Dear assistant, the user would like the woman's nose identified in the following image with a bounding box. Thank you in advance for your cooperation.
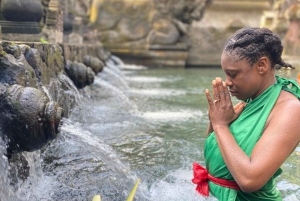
[225,76,232,87]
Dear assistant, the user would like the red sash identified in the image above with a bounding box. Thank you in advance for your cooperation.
[192,162,241,196]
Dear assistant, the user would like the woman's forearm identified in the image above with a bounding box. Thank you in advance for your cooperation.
[213,125,261,192]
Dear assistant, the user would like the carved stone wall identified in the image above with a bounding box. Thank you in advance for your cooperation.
[187,0,273,67]
[85,0,212,67]
[91,0,211,47]
[0,40,109,154]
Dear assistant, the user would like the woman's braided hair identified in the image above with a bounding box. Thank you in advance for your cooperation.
[223,27,294,69]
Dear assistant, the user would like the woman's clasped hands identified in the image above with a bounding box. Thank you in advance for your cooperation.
[205,77,246,129]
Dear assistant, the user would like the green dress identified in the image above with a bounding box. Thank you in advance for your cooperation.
[204,75,300,201]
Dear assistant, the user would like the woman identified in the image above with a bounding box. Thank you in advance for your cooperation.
[192,27,300,200]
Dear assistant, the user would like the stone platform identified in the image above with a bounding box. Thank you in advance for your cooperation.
[105,43,189,68]
[0,21,41,34]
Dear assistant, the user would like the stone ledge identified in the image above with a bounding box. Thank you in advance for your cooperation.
[211,0,271,10]
[109,48,188,68]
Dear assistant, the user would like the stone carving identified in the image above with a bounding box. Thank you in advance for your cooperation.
[0,44,38,88]
[19,45,43,83]
[83,55,105,74]
[0,84,63,154]
[91,0,151,44]
[86,0,211,46]
[65,60,95,89]
[147,0,212,45]
[0,38,109,194]
[0,42,66,155]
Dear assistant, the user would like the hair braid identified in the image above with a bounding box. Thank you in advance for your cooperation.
[223,27,294,69]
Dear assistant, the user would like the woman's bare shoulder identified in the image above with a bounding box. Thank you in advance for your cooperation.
[276,90,300,108]
[267,90,300,127]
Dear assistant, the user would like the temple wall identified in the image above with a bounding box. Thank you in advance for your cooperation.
[187,0,273,67]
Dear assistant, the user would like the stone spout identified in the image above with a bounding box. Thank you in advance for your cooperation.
[65,60,95,89]
[83,55,104,74]
[0,84,64,154]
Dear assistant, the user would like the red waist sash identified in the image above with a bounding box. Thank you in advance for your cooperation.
[192,162,241,196]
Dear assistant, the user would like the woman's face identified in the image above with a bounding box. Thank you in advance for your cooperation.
[221,52,262,100]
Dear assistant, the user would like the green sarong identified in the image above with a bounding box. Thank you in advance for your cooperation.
[204,75,300,201]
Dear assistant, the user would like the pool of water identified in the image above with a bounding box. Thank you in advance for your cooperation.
[1,62,299,201]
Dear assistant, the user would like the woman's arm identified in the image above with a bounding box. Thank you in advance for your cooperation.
[206,78,300,192]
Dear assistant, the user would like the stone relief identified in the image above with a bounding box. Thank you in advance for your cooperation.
[71,0,212,47]
[271,0,300,56]
[147,0,212,46]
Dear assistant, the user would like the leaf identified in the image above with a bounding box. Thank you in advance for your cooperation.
[92,194,101,201]
[126,178,140,201]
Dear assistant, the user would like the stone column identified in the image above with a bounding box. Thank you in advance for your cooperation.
[41,0,64,43]
[0,0,43,34]
[68,17,83,44]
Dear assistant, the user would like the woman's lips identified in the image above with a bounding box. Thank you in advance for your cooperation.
[229,90,237,96]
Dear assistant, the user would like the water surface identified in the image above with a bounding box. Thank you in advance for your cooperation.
[1,64,299,201]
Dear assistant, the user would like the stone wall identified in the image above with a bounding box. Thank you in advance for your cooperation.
[187,0,273,67]
[0,40,109,155]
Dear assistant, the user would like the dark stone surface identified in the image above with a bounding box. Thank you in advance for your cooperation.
[83,55,104,74]
[0,21,41,34]
[65,60,95,89]
[0,40,108,154]
[0,53,38,87]
[1,0,43,22]
[0,84,63,154]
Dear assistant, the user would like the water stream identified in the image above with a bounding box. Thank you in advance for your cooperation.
[0,58,299,201]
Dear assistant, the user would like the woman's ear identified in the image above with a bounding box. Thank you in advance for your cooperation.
[256,57,269,74]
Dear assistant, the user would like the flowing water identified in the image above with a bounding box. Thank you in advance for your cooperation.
[0,58,299,201]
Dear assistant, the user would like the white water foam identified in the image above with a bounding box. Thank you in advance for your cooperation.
[41,86,52,101]
[129,89,186,96]
[0,137,15,201]
[141,110,203,121]
[150,169,217,201]
[120,64,148,70]
[126,76,172,83]
[100,67,130,90]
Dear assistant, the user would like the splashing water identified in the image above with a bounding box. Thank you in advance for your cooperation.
[109,55,148,70]
[0,136,16,201]
[99,67,130,90]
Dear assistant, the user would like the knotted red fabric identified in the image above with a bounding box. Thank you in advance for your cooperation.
[192,162,241,196]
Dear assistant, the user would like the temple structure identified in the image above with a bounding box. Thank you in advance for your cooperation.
[88,0,212,68]
[87,0,299,68]
[0,0,63,43]
[0,0,297,67]
[188,0,273,67]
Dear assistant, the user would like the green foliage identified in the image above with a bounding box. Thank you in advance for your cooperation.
[40,37,49,44]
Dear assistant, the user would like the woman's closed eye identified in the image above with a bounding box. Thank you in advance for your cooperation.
[226,71,237,78]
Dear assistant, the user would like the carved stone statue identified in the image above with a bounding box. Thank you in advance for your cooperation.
[147,0,211,45]
[89,0,211,46]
